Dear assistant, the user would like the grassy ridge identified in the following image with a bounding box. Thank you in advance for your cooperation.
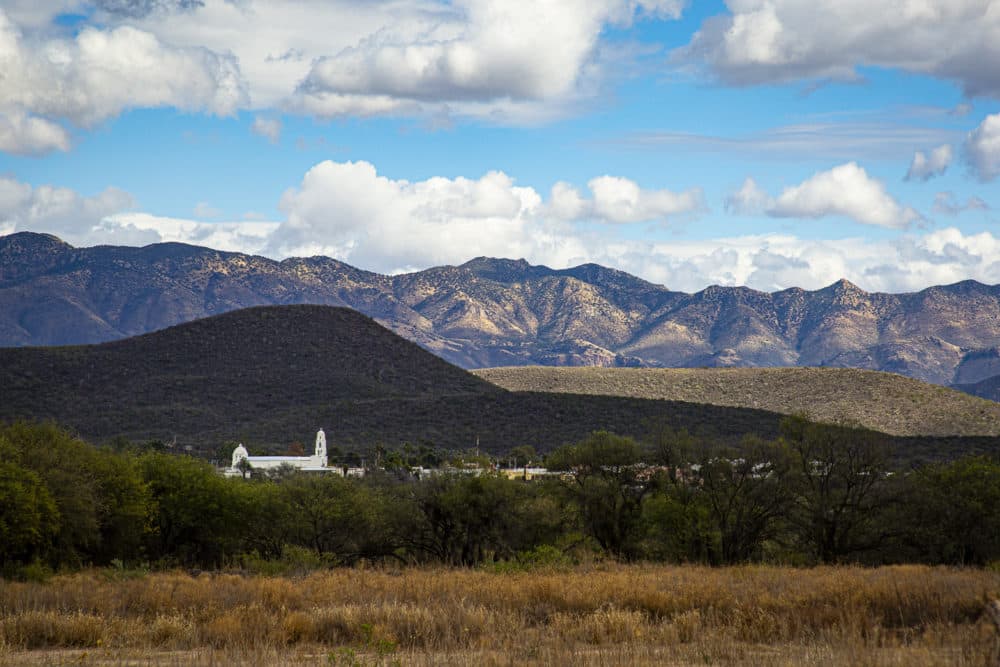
[0,565,997,665]
[475,366,1000,437]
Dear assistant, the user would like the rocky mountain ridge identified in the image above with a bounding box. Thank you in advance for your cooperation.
[3,232,1000,385]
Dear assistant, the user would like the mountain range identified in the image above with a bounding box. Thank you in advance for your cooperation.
[3,232,1000,388]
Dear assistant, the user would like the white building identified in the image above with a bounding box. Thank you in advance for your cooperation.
[225,428,339,477]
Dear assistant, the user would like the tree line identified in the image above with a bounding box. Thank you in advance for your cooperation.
[2,418,999,576]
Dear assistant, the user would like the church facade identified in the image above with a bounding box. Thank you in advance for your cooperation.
[225,428,338,477]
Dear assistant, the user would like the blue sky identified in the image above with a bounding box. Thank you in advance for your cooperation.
[1,0,999,292]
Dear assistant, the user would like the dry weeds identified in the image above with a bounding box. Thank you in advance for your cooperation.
[1,564,997,665]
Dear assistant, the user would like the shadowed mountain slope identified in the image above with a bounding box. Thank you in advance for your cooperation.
[474,366,1000,437]
[4,233,1000,384]
[954,374,1000,403]
[0,305,797,452]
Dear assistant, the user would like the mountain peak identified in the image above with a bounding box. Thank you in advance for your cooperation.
[459,257,553,282]
[0,232,74,286]
[0,231,72,250]
[824,278,866,294]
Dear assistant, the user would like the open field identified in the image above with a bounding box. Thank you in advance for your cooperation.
[475,366,1000,437]
[1,564,998,666]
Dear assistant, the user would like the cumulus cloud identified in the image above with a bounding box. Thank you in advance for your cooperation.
[97,0,685,121]
[932,191,990,216]
[549,176,704,224]
[678,0,1000,98]
[726,163,921,229]
[100,212,279,252]
[769,163,921,229]
[251,116,282,144]
[0,176,135,245]
[0,8,247,153]
[906,144,953,181]
[0,173,279,250]
[269,160,556,270]
[290,0,686,118]
[613,228,1000,293]
[0,111,71,155]
[725,177,772,215]
[267,161,705,271]
[965,113,1000,181]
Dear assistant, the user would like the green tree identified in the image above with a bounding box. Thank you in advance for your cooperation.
[281,474,399,564]
[780,416,893,563]
[0,422,104,566]
[88,449,151,565]
[898,456,1000,565]
[640,482,716,563]
[0,461,59,566]
[696,437,792,564]
[546,431,650,559]
[139,452,250,567]
[509,445,537,468]
[406,473,546,565]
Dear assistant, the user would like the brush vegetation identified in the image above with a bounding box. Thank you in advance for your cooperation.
[474,366,1000,437]
[1,565,998,665]
[4,421,1000,575]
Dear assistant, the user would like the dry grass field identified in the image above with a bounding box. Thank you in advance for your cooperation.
[1,564,998,666]
[474,366,1000,437]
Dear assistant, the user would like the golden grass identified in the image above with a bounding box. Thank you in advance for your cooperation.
[1,564,998,665]
[473,366,1000,436]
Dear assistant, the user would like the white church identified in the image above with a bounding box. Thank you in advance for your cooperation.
[225,428,341,477]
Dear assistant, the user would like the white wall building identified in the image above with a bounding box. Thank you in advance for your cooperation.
[225,428,338,477]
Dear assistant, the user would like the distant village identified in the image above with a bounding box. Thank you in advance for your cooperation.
[223,428,569,481]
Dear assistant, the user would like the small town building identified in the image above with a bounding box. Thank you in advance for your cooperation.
[225,428,339,477]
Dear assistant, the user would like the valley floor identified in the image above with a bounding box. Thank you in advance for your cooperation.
[1,564,997,666]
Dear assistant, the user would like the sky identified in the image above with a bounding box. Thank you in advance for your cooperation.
[1,0,1000,293]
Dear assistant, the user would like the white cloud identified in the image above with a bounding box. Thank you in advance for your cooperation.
[0,176,135,244]
[251,116,281,144]
[548,177,704,224]
[269,160,551,270]
[965,113,1000,181]
[678,0,1000,98]
[932,191,989,216]
[0,111,71,155]
[588,176,704,223]
[287,0,685,118]
[724,177,772,215]
[906,144,953,181]
[0,173,279,250]
[100,212,279,252]
[0,8,247,153]
[98,0,684,122]
[193,201,222,218]
[268,162,705,271]
[768,162,921,229]
[549,181,590,220]
[602,228,1000,293]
